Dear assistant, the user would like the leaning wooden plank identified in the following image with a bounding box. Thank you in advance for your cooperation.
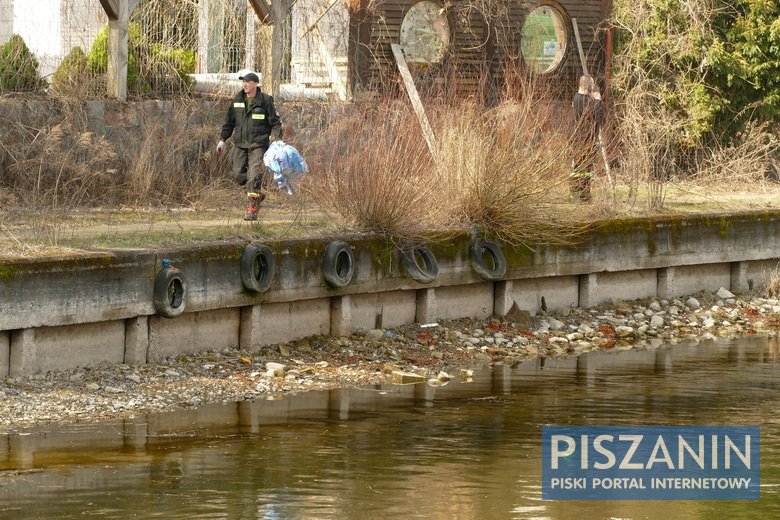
[248,0,272,24]
[572,18,589,76]
[390,43,437,159]
[99,0,118,20]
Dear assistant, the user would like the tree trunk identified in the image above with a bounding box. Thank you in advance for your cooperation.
[269,0,294,98]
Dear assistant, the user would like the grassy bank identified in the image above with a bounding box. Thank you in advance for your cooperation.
[0,79,777,257]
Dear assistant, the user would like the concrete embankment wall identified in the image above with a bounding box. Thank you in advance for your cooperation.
[1,211,779,377]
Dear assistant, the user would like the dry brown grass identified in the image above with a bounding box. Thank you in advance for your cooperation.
[308,70,600,246]
[608,116,780,213]
[680,123,779,186]
[306,99,452,244]
[0,94,235,210]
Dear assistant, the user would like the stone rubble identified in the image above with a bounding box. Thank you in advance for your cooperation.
[1,288,779,433]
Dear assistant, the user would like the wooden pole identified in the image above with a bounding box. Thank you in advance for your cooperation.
[571,18,588,76]
[390,44,437,159]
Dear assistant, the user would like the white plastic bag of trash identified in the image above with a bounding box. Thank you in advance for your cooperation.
[263,140,308,195]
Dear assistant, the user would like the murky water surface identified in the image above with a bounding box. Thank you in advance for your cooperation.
[1,335,779,519]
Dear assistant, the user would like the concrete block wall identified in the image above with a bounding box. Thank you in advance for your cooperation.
[503,276,580,314]
[579,269,657,308]
[0,332,9,378]
[2,211,780,376]
[148,308,240,362]
[657,263,732,300]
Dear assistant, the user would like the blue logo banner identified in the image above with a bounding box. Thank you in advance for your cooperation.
[542,426,759,500]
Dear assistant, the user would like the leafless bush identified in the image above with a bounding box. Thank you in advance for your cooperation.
[435,72,594,246]
[685,123,779,187]
[310,69,595,246]
[610,78,681,209]
[308,99,453,243]
[610,0,780,212]
[610,0,712,209]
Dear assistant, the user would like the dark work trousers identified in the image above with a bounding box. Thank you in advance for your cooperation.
[571,144,597,202]
[231,146,268,193]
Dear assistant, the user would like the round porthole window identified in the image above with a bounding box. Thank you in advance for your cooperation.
[520,4,568,74]
[399,1,450,65]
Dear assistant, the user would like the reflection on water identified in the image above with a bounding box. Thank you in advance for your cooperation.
[1,335,779,519]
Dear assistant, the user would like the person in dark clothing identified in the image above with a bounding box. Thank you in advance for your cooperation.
[216,71,282,221]
[571,74,604,202]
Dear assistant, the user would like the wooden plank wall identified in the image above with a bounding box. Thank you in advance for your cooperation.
[353,0,608,102]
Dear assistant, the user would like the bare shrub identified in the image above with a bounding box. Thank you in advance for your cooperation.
[434,72,595,246]
[684,123,779,188]
[610,0,780,211]
[310,69,596,246]
[307,99,453,243]
[609,80,680,209]
[610,0,715,209]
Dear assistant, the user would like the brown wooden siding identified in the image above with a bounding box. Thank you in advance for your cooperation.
[350,0,608,102]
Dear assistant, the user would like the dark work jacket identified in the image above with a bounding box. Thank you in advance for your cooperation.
[572,92,603,146]
[220,89,282,150]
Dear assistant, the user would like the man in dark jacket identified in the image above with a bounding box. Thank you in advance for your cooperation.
[571,74,603,202]
[217,71,282,220]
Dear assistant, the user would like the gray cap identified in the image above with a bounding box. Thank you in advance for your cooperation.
[239,71,260,83]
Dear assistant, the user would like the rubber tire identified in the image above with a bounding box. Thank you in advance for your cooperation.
[322,241,354,288]
[401,244,439,284]
[241,243,275,293]
[153,267,187,318]
[469,238,507,280]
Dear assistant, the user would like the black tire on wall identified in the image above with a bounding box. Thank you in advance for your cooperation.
[469,238,507,280]
[241,243,275,293]
[153,267,187,318]
[401,245,439,284]
[322,241,355,288]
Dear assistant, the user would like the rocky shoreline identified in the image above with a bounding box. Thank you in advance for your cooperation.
[2,287,779,433]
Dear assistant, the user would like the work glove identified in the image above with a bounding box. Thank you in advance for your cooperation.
[216,140,226,154]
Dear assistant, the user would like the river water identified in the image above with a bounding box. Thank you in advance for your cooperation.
[0,335,778,519]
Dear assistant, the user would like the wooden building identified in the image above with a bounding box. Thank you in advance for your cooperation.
[349,0,610,98]
[288,0,612,101]
[91,0,610,102]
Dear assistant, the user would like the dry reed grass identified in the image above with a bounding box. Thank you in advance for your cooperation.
[681,123,779,187]
[435,71,597,246]
[0,94,234,211]
[310,70,599,246]
[307,99,451,244]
